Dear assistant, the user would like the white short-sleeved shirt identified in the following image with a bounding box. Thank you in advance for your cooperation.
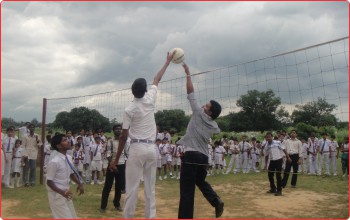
[264,140,285,161]
[330,141,339,152]
[2,136,17,154]
[238,141,251,153]
[317,139,332,153]
[91,144,103,161]
[123,85,158,141]
[46,152,73,192]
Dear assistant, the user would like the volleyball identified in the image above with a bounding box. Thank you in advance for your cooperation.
[170,48,185,64]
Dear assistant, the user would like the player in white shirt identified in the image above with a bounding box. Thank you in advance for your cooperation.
[264,132,291,196]
[317,133,332,175]
[16,122,30,140]
[46,134,84,218]
[238,135,252,174]
[109,52,174,218]
[329,135,339,176]
[225,138,240,174]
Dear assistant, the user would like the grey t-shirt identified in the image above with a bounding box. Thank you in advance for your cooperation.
[177,92,220,156]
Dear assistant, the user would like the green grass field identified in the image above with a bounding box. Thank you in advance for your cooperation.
[2,158,348,219]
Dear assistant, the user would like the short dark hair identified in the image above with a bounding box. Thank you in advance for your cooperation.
[322,132,327,136]
[113,124,122,130]
[251,137,256,141]
[209,100,221,120]
[6,127,14,132]
[330,135,335,139]
[266,132,273,137]
[51,134,65,151]
[132,78,147,98]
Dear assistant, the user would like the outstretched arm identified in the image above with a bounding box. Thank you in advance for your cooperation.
[183,63,194,94]
[153,52,175,86]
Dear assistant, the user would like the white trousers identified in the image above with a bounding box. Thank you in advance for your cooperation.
[226,154,240,173]
[309,154,317,174]
[318,152,330,175]
[330,151,338,174]
[4,153,12,186]
[240,152,249,173]
[47,190,77,218]
[124,143,157,219]
[301,155,309,174]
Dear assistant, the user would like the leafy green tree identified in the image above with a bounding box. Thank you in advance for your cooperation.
[1,117,19,129]
[155,109,190,133]
[53,107,111,133]
[291,98,337,127]
[234,89,287,132]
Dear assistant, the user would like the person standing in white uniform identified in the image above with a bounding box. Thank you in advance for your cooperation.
[238,135,252,174]
[46,134,84,218]
[110,52,174,218]
[2,127,17,188]
[329,135,339,176]
[317,133,331,175]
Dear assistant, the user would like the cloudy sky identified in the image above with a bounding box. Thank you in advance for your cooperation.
[2,2,348,123]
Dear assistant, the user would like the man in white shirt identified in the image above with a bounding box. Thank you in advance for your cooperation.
[110,52,174,218]
[264,132,291,196]
[281,130,302,188]
[317,133,332,175]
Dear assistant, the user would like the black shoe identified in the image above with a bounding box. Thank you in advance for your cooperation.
[275,191,282,196]
[99,208,106,213]
[215,199,224,218]
[115,206,123,212]
[266,189,276,194]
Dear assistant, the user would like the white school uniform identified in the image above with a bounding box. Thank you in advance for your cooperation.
[12,147,24,173]
[248,143,259,173]
[238,141,252,173]
[90,144,103,171]
[226,143,240,174]
[44,143,52,172]
[308,139,318,175]
[156,144,162,168]
[330,140,339,175]
[66,137,75,158]
[208,145,214,167]
[172,144,183,166]
[2,136,17,186]
[73,149,84,172]
[214,145,225,165]
[317,138,331,175]
[301,143,309,174]
[160,144,169,165]
[46,152,77,218]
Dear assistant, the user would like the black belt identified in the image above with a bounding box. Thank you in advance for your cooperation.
[130,139,154,144]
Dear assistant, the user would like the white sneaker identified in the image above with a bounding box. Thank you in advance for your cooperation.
[158,176,163,180]
[207,173,211,176]
[171,175,176,179]
[176,176,180,180]
[8,185,14,189]
[98,180,104,185]
[163,175,167,180]
[255,170,260,173]
[333,173,337,176]
[343,174,347,178]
